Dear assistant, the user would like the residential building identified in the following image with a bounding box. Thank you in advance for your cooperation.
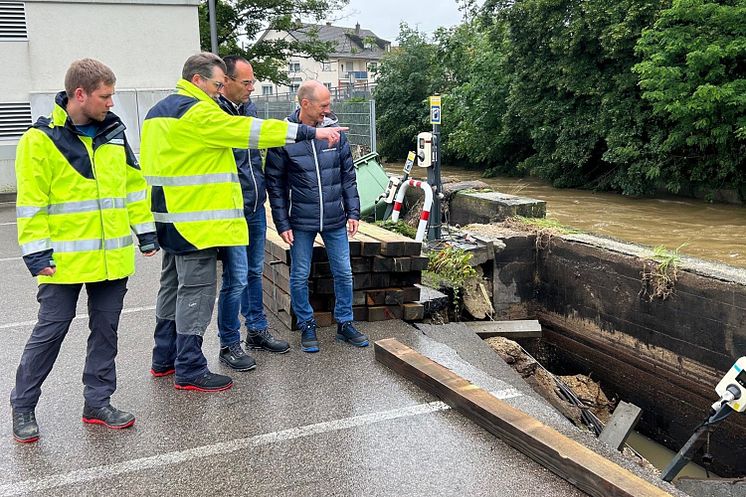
[255,21,391,98]
[1,0,201,193]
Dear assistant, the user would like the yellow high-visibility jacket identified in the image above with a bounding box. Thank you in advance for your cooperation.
[140,79,311,254]
[15,92,156,284]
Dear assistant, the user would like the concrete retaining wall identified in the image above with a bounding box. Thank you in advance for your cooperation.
[450,191,546,226]
[488,230,746,476]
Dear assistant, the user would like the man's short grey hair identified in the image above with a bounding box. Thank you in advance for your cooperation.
[297,80,326,103]
[182,52,227,81]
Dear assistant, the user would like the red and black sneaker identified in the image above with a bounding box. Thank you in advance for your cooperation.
[150,365,175,377]
[82,404,135,429]
[175,371,233,392]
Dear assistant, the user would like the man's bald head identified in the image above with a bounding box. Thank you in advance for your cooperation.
[297,80,328,103]
[297,80,332,126]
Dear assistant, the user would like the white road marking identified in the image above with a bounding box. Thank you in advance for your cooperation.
[0,256,21,262]
[0,305,156,330]
[0,222,17,227]
[0,389,523,495]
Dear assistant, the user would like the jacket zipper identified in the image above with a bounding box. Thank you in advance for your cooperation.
[89,124,122,277]
[288,190,293,217]
[247,149,259,213]
[90,145,108,277]
[311,139,324,232]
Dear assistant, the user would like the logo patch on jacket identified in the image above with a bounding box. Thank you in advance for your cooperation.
[321,147,336,153]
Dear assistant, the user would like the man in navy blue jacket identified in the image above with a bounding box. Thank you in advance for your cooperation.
[215,56,290,371]
[265,80,369,353]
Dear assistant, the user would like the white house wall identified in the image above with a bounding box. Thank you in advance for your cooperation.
[256,29,381,96]
[1,0,200,193]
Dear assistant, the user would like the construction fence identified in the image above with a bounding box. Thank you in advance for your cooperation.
[253,92,377,159]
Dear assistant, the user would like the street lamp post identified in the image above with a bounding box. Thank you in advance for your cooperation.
[208,0,219,54]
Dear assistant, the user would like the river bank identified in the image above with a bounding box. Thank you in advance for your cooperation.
[385,163,746,269]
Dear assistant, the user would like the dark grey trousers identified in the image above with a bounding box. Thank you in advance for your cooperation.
[155,249,218,336]
[10,278,128,411]
[153,249,217,380]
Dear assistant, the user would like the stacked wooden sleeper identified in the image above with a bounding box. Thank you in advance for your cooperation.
[262,213,427,330]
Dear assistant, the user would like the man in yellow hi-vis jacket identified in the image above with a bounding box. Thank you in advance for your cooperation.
[11,59,158,443]
[141,53,346,392]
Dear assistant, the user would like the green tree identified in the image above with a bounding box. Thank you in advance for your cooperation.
[634,0,746,195]
[437,17,531,171]
[198,0,348,84]
[374,24,442,160]
[480,0,668,194]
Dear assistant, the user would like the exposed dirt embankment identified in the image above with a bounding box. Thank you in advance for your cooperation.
[485,336,612,425]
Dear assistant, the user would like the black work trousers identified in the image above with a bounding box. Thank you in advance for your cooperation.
[10,278,128,411]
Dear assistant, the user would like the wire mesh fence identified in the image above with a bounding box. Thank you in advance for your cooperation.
[253,93,376,158]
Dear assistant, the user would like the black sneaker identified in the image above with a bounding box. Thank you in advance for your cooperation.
[300,321,319,353]
[336,321,369,347]
[219,343,257,371]
[175,371,233,392]
[82,404,136,429]
[12,409,39,443]
[246,328,290,354]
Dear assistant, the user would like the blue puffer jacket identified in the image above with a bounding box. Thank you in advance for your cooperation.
[217,95,266,216]
[265,108,360,234]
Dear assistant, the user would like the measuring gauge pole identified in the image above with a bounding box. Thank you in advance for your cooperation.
[428,95,442,240]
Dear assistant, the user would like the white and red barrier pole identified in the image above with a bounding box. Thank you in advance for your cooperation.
[390,179,433,242]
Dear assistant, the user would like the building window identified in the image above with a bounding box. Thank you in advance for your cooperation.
[0,2,28,41]
[368,62,378,73]
[0,102,32,139]
[321,61,332,72]
[289,84,300,93]
[288,62,301,72]
[340,63,344,72]
[262,86,273,96]
[324,82,332,90]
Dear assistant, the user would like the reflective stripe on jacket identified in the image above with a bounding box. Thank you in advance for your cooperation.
[15,91,155,284]
[140,79,303,254]
[217,96,267,216]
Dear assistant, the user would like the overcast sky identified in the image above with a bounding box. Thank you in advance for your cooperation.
[335,0,468,43]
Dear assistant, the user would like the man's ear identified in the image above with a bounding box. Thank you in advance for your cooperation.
[74,87,86,103]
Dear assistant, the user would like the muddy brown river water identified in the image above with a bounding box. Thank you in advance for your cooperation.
[387,163,746,269]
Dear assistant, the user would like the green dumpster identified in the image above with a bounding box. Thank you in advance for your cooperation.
[354,152,390,220]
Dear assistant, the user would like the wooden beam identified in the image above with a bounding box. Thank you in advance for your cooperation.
[357,222,422,256]
[466,320,543,339]
[353,232,382,256]
[374,339,673,497]
[402,302,425,321]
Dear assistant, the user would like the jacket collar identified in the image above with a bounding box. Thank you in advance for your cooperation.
[287,107,339,128]
[175,78,220,107]
[217,94,242,115]
[44,91,122,136]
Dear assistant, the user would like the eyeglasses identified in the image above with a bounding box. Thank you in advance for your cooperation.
[228,75,256,87]
[202,77,224,91]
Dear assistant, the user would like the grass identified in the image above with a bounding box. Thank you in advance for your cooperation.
[639,243,687,301]
[509,216,580,235]
[374,220,417,239]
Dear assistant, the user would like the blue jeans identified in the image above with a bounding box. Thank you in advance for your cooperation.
[217,209,268,347]
[290,226,353,324]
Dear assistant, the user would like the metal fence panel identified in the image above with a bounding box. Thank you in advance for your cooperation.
[253,89,376,158]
